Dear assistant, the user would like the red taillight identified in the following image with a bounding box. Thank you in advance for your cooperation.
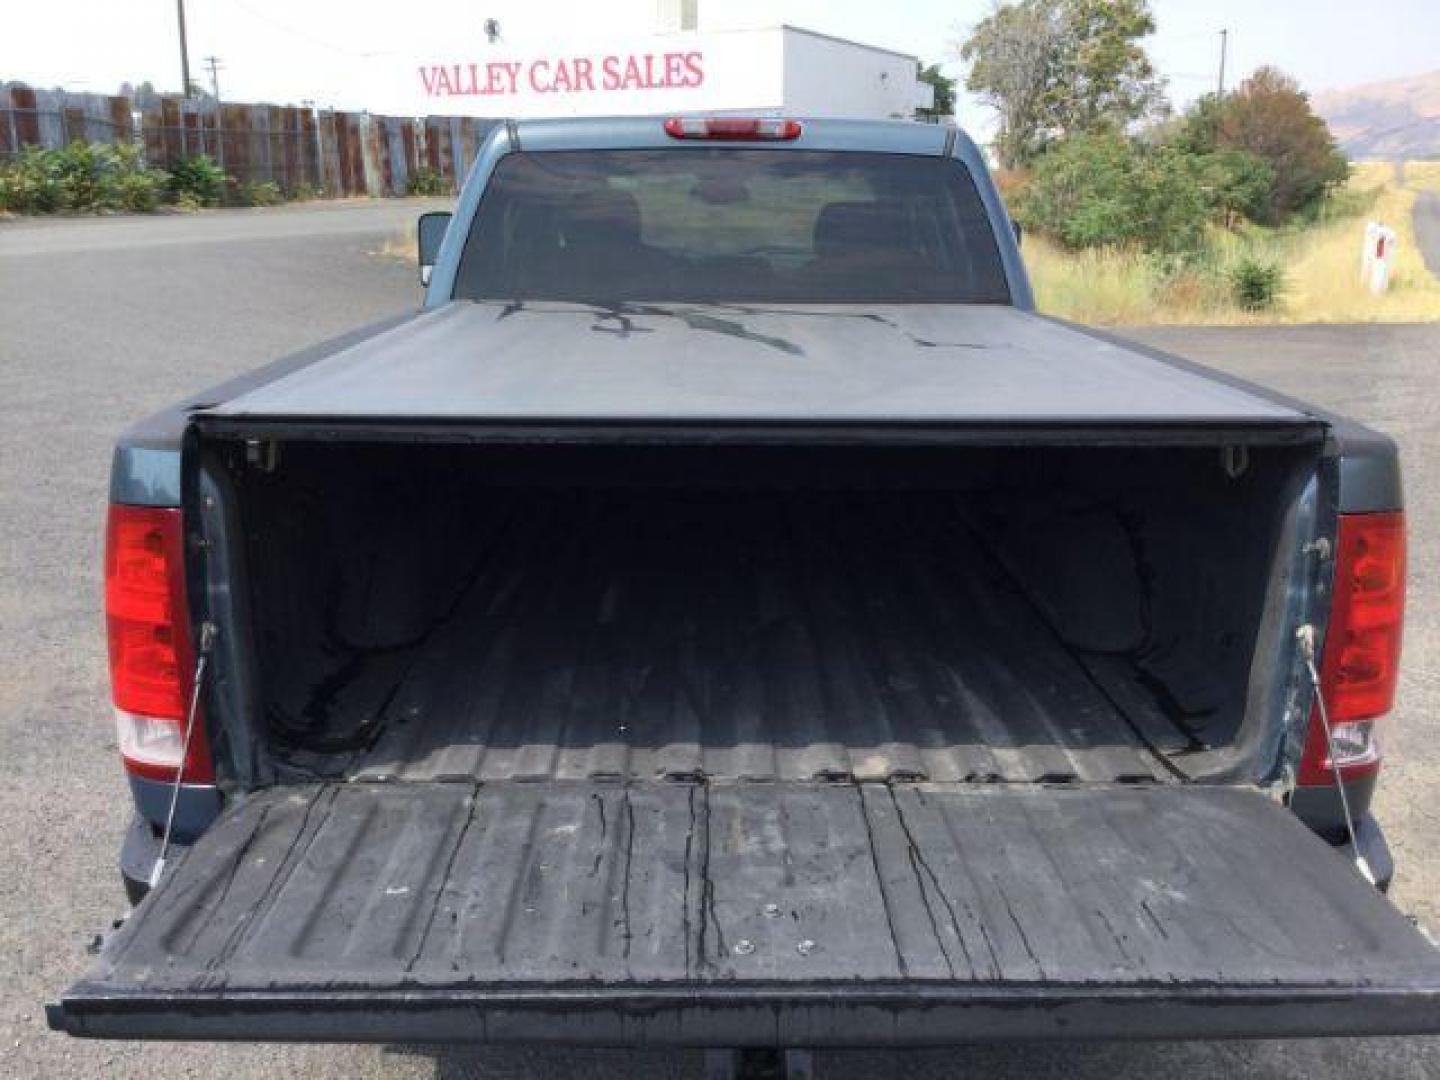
[663,117,802,141]
[1298,511,1405,786]
[105,504,212,783]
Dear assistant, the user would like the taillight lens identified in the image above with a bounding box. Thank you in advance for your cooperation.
[1298,511,1405,786]
[105,504,212,783]
[663,117,802,141]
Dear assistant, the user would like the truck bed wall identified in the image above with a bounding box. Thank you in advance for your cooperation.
[197,439,1319,790]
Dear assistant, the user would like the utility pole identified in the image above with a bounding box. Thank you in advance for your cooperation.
[1217,28,1229,98]
[203,55,223,103]
[203,56,224,167]
[176,0,192,95]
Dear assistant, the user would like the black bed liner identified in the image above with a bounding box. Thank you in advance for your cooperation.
[302,493,1180,786]
[51,782,1440,1043]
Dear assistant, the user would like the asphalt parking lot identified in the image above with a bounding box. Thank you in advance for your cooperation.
[1,201,1438,1078]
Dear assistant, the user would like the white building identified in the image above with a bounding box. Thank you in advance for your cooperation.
[390,4,934,121]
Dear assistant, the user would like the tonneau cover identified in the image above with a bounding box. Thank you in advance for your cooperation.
[207,302,1314,427]
[51,782,1440,1044]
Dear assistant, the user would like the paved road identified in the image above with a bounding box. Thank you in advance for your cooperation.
[2,204,1438,1079]
[1414,190,1440,277]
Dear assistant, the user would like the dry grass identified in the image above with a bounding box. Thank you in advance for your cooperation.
[1024,165,1440,325]
[1351,161,1399,191]
[372,220,417,262]
[1023,238,1195,325]
[1402,160,1440,192]
[1279,182,1440,323]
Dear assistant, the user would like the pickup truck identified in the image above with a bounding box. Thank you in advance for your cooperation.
[49,116,1440,1062]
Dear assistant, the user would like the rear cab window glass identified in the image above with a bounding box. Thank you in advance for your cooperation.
[454,149,1010,304]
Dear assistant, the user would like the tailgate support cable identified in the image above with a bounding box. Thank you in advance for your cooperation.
[1296,624,1375,886]
[150,621,216,889]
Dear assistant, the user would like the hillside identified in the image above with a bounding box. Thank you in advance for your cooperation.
[1314,70,1440,160]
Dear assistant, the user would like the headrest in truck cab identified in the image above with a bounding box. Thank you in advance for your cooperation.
[563,190,643,250]
[813,201,904,260]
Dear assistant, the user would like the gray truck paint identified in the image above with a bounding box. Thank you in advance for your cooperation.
[124,777,220,841]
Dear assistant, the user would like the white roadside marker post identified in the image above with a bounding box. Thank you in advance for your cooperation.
[1361,220,1379,283]
[1365,223,1398,295]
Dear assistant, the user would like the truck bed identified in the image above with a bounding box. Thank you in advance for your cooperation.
[274,490,1183,785]
[60,121,1440,1050]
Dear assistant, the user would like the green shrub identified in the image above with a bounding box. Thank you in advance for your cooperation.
[1193,148,1274,226]
[53,141,107,208]
[238,179,283,207]
[1017,132,1211,254]
[1230,257,1285,310]
[168,154,227,206]
[288,181,323,202]
[115,168,167,212]
[0,147,63,212]
[407,167,449,196]
[0,142,169,213]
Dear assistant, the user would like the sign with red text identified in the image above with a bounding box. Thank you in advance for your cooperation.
[397,29,785,118]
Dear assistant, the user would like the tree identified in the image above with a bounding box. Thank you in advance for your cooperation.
[961,1,1063,167]
[961,0,1165,167]
[1216,67,1348,223]
[916,62,957,120]
[1164,95,1275,225]
[1046,0,1165,134]
[1194,147,1274,226]
[1168,92,1224,156]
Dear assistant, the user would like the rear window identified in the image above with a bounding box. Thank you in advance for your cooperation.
[453,149,1010,304]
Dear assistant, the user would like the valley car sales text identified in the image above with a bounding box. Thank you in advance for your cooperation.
[419,50,706,99]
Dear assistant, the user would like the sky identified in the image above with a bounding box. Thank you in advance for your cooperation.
[3,0,1438,131]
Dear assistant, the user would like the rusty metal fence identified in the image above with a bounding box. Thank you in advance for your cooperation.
[1,82,500,197]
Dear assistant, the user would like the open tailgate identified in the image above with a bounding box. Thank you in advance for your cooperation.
[50,782,1440,1044]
